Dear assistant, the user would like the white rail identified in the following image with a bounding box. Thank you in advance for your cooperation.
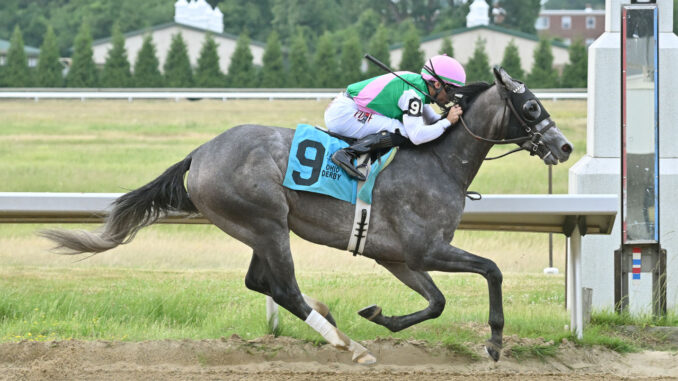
[0,89,587,101]
[0,192,615,338]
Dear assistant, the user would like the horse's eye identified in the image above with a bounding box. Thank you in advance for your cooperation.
[522,100,541,121]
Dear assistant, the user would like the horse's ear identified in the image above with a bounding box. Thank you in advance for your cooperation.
[492,66,506,85]
[493,65,524,93]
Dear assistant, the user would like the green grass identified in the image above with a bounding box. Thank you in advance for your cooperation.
[0,99,585,193]
[2,266,669,358]
[509,343,559,361]
[0,268,567,346]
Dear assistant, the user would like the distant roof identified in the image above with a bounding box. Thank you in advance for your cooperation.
[390,24,569,50]
[91,21,266,48]
[0,39,41,56]
[540,9,606,16]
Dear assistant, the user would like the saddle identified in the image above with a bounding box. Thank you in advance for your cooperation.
[317,127,411,163]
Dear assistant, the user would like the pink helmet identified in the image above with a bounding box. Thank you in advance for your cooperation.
[421,54,466,87]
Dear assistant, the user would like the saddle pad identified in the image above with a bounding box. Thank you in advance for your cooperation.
[283,124,357,203]
[283,124,397,204]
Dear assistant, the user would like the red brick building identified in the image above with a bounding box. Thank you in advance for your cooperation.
[535,7,605,46]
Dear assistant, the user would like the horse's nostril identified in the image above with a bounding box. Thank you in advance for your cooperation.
[562,143,573,154]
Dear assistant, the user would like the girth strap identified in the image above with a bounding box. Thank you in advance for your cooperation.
[347,154,372,256]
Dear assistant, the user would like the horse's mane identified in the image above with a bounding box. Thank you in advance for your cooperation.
[416,81,494,147]
[454,81,494,111]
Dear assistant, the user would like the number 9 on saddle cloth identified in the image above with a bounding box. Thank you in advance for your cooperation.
[282,124,402,204]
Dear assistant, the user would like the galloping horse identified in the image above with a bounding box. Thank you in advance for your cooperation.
[42,67,573,364]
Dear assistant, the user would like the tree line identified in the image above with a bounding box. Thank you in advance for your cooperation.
[0,0,543,57]
[1,19,587,89]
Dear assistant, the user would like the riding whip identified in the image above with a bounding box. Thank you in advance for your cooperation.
[364,54,438,105]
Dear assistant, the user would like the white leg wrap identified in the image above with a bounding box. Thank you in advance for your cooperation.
[305,309,349,349]
[306,310,377,364]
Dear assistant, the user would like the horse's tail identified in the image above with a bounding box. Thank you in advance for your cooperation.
[40,155,197,255]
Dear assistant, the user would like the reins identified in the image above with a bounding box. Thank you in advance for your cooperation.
[456,86,556,161]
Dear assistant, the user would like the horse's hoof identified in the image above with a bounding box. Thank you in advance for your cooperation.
[358,305,382,321]
[484,340,502,362]
[353,350,377,365]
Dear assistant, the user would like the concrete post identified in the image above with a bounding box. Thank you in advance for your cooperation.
[569,0,678,312]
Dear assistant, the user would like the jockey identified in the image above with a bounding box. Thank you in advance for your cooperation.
[325,54,466,181]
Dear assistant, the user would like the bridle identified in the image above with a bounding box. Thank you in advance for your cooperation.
[457,84,556,161]
[411,60,556,162]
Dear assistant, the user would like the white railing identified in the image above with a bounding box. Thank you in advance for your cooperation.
[0,192,615,338]
[0,89,587,101]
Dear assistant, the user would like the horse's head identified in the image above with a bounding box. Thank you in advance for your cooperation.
[492,66,573,165]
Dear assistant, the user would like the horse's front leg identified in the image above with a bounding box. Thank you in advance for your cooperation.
[358,261,445,332]
[412,242,504,361]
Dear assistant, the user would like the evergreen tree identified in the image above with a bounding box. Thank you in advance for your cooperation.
[432,2,470,33]
[195,34,225,88]
[36,25,63,87]
[5,25,31,87]
[355,9,381,48]
[366,24,390,78]
[101,24,131,87]
[339,31,362,84]
[313,32,339,88]
[527,39,559,88]
[500,39,524,80]
[561,40,587,88]
[465,38,492,83]
[502,0,542,34]
[259,31,286,87]
[399,22,423,72]
[226,33,256,87]
[66,21,98,87]
[288,29,312,88]
[439,36,454,57]
[133,34,164,87]
[164,33,193,87]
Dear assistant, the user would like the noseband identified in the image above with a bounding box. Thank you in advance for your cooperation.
[457,84,556,161]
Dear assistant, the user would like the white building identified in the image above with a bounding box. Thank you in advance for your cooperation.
[466,0,490,28]
[91,0,264,74]
[0,39,40,68]
[389,25,570,78]
[390,1,570,78]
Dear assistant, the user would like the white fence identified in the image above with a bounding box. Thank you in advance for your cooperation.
[0,89,587,102]
[0,192,615,338]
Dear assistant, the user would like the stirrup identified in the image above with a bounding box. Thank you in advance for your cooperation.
[331,151,366,181]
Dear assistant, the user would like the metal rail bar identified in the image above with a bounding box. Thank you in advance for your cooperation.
[0,90,587,101]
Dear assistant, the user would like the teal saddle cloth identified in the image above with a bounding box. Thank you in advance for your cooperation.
[282,124,396,204]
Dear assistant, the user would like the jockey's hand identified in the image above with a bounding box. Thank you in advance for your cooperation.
[446,104,463,125]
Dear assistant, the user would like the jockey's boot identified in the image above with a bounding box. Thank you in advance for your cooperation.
[331,131,402,181]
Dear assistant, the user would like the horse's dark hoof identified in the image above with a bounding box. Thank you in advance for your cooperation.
[358,305,382,321]
[484,340,502,362]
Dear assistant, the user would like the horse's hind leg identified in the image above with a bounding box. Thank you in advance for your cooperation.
[245,253,337,327]
[358,261,445,332]
[244,233,375,364]
[416,243,504,362]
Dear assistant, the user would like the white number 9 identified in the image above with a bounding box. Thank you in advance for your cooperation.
[408,98,422,116]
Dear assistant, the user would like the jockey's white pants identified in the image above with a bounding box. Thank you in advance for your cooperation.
[324,93,405,139]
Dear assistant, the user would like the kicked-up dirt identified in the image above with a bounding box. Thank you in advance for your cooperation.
[1,335,677,380]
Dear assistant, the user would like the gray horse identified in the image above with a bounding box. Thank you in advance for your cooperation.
[42,67,573,364]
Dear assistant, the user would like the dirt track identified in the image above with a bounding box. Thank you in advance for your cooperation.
[1,336,677,380]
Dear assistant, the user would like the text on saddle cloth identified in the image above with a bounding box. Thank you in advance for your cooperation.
[282,124,397,205]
